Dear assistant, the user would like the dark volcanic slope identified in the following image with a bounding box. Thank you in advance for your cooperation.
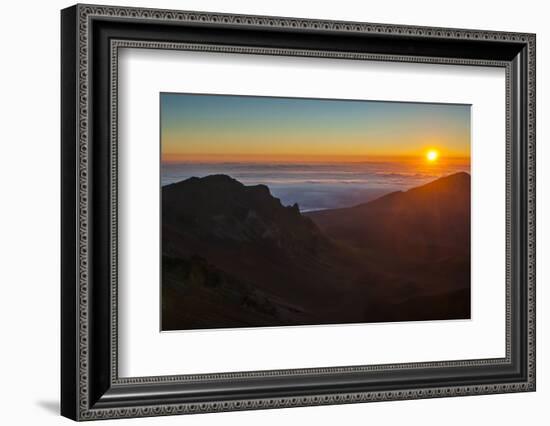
[306,172,471,322]
[163,174,327,255]
[162,173,471,330]
[162,175,362,330]
[306,172,471,260]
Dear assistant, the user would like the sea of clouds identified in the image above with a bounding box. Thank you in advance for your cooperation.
[161,162,469,212]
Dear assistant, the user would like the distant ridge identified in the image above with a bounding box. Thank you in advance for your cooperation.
[306,172,471,258]
[315,171,470,212]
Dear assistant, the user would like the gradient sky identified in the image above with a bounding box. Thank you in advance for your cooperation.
[161,93,470,163]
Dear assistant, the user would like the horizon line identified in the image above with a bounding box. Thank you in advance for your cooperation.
[162,154,471,165]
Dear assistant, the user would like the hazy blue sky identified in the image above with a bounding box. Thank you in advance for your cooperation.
[161,93,470,163]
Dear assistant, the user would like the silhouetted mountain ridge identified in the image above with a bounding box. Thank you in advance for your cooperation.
[306,172,471,259]
[163,174,328,254]
[162,172,471,330]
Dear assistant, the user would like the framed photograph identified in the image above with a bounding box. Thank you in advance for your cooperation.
[61,4,536,421]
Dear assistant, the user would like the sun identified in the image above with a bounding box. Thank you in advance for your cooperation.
[426,150,439,162]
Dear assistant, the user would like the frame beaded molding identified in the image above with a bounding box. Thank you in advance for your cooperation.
[83,382,529,421]
[109,39,512,384]
[74,4,536,420]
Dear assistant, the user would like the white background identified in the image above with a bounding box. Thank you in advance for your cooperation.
[0,0,547,425]
[119,49,505,377]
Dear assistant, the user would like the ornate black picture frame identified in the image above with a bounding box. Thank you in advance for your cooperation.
[61,4,536,421]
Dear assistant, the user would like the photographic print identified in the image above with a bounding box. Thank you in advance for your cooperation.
[160,93,471,331]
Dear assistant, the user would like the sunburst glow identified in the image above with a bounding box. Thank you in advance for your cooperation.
[426,150,439,162]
